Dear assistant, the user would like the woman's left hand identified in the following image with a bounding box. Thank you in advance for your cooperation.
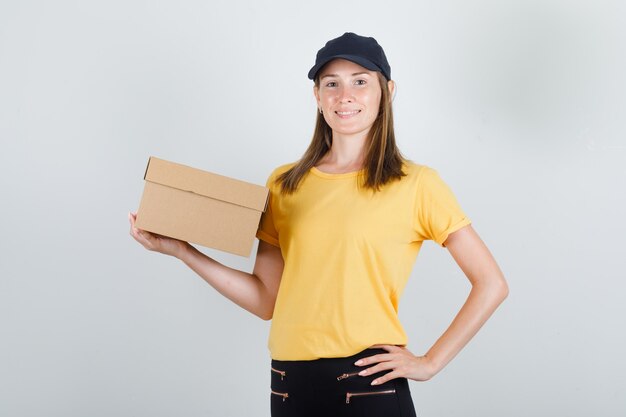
[354,344,438,385]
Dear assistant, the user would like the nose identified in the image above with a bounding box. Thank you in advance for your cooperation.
[337,85,355,103]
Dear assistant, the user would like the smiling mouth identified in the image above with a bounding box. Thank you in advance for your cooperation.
[335,110,361,118]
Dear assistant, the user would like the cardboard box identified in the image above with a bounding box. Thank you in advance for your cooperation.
[135,156,269,257]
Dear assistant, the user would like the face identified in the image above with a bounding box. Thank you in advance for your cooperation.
[314,59,386,138]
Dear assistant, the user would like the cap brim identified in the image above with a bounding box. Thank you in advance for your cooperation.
[307,54,382,80]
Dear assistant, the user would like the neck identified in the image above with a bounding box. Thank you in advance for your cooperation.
[322,130,369,168]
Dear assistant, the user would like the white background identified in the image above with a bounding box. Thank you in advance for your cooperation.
[1,0,625,416]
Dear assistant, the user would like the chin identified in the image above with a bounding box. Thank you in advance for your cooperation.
[329,125,372,136]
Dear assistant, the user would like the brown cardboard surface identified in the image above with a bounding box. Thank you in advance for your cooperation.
[135,156,269,257]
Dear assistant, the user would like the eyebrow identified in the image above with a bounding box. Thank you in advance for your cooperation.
[320,71,370,80]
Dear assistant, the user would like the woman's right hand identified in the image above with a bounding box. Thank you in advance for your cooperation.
[128,211,191,259]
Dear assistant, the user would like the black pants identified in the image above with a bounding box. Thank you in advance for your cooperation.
[270,348,417,417]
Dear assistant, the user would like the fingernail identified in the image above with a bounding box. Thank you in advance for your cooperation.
[354,360,363,366]
[371,379,379,385]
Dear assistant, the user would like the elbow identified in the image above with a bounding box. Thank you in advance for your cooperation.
[259,312,273,321]
[495,275,509,303]
[476,274,509,305]
[261,292,278,321]
[258,305,274,321]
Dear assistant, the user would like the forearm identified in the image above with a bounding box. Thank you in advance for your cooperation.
[178,244,271,319]
[425,279,508,374]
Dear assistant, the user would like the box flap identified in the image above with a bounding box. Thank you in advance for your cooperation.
[143,156,269,212]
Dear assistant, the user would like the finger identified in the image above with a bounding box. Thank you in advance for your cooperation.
[132,228,154,248]
[129,227,145,244]
[367,344,404,357]
[375,344,404,353]
[372,370,403,386]
[129,219,141,237]
[137,229,153,243]
[128,214,149,240]
[358,360,396,377]
[355,353,394,366]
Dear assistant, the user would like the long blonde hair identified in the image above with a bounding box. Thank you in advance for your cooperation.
[276,72,407,194]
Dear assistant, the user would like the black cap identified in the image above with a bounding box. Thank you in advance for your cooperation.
[307,32,391,81]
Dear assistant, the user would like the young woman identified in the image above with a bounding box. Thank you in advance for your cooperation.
[129,32,508,417]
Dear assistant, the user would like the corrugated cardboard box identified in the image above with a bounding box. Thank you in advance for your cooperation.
[135,156,269,257]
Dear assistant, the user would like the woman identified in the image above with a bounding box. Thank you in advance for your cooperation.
[129,32,508,417]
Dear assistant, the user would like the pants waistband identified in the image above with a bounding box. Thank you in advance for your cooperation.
[271,348,393,389]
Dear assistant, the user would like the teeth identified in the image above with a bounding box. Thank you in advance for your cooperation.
[336,110,360,115]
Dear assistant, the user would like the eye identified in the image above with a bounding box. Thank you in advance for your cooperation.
[325,81,337,88]
[355,79,367,85]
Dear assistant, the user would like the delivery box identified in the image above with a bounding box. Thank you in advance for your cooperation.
[135,156,269,257]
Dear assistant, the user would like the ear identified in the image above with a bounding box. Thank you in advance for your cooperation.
[387,80,396,101]
[313,84,321,108]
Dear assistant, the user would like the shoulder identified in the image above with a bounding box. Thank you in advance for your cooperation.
[268,161,298,180]
[271,161,298,176]
[263,161,298,188]
[398,160,454,195]
[401,159,437,180]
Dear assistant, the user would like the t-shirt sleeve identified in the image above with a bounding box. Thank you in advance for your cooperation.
[413,166,472,247]
[256,171,280,248]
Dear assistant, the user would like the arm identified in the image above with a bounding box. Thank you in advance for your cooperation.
[129,211,283,320]
[355,224,509,384]
[179,240,284,321]
[422,223,509,374]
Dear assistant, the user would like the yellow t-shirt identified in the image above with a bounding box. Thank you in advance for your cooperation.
[256,160,471,360]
